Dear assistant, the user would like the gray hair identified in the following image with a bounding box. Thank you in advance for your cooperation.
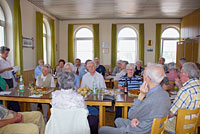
[42,65,49,71]
[126,63,135,69]
[0,46,10,54]
[64,62,74,72]
[179,58,186,63]
[121,60,129,65]
[87,61,96,67]
[58,71,75,90]
[168,62,177,71]
[136,60,143,64]
[182,62,199,79]
[145,64,165,84]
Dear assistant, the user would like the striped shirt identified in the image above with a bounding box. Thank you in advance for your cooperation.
[170,78,200,119]
[118,74,143,90]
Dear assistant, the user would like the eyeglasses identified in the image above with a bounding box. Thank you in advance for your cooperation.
[127,69,134,71]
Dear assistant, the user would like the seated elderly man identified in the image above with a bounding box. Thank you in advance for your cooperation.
[112,60,122,76]
[63,62,80,90]
[31,65,55,122]
[79,59,92,80]
[134,60,144,76]
[99,64,171,134]
[114,61,129,81]
[34,59,44,79]
[0,105,45,134]
[81,61,106,90]
[118,63,143,90]
[165,62,200,133]
[178,57,187,71]
[94,57,107,77]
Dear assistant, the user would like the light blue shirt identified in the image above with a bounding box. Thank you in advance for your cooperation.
[79,66,87,80]
[34,65,42,79]
[74,74,80,90]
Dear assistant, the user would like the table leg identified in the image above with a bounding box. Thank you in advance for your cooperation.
[124,106,128,119]
[2,100,7,107]
[103,107,106,125]
[122,107,124,118]
[99,105,103,128]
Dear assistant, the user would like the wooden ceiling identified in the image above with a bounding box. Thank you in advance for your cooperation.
[28,0,200,20]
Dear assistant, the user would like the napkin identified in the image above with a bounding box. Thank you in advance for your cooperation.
[29,94,43,97]
[0,91,12,95]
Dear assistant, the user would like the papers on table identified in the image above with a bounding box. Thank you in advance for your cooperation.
[0,91,12,95]
[29,94,43,97]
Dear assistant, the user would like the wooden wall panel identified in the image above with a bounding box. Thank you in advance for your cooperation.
[193,39,199,62]
[23,70,34,86]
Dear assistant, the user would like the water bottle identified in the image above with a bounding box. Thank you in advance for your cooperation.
[19,75,24,92]
[92,79,97,95]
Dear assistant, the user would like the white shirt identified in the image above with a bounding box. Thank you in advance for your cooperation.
[36,74,55,87]
[114,69,126,81]
[0,57,13,79]
[81,71,106,90]
[51,89,87,110]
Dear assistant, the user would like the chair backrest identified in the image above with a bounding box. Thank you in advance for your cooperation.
[104,65,111,75]
[151,115,168,134]
[114,81,118,89]
[176,108,200,134]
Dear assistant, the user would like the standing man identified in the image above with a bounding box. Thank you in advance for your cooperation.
[94,57,107,77]
[34,59,44,79]
[74,58,84,75]
[165,62,200,133]
[99,64,171,134]
[0,46,20,112]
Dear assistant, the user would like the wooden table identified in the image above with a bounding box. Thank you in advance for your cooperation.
[115,93,137,119]
[0,87,112,128]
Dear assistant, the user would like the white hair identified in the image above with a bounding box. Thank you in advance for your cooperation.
[182,62,199,79]
[87,61,96,67]
[168,62,177,71]
[126,63,135,69]
[136,60,143,64]
[145,64,165,84]
[64,62,74,72]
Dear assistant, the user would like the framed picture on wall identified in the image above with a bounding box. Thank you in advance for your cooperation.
[22,36,34,49]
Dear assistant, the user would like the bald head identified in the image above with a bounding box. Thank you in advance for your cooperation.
[144,64,165,84]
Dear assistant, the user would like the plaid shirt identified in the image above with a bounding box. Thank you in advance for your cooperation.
[170,78,200,119]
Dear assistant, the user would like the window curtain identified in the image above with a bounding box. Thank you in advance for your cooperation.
[50,19,56,68]
[138,24,144,65]
[68,24,74,64]
[36,12,43,64]
[155,24,162,63]
[111,24,117,70]
[14,0,23,75]
[93,24,100,58]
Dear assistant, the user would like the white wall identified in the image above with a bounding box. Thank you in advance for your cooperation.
[59,19,181,65]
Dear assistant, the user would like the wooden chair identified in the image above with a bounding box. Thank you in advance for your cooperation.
[151,115,168,134]
[114,81,118,89]
[175,108,200,134]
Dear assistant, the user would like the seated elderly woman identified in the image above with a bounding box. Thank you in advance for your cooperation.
[63,62,80,90]
[118,63,143,91]
[46,72,96,134]
[166,62,179,82]
[134,60,144,76]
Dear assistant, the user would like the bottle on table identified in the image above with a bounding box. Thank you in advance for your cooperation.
[124,78,128,94]
[92,79,97,95]
[19,75,24,92]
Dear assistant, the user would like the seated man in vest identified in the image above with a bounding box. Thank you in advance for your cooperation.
[0,104,45,134]
[31,65,55,122]
[99,63,171,134]
[165,62,200,133]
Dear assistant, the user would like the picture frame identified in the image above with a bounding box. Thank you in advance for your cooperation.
[22,36,34,49]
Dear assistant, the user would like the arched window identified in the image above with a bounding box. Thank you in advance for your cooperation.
[161,27,180,63]
[0,6,5,47]
[117,27,138,63]
[43,23,47,64]
[74,27,93,63]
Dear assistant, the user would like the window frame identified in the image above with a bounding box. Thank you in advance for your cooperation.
[0,5,6,47]
[161,27,180,63]
[74,26,94,62]
[43,22,47,64]
[117,26,138,63]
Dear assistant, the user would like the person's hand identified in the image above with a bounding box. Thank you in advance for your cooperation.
[5,67,13,71]
[5,84,9,90]
[131,118,140,128]
[12,112,24,123]
[138,81,148,100]
[175,78,182,89]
